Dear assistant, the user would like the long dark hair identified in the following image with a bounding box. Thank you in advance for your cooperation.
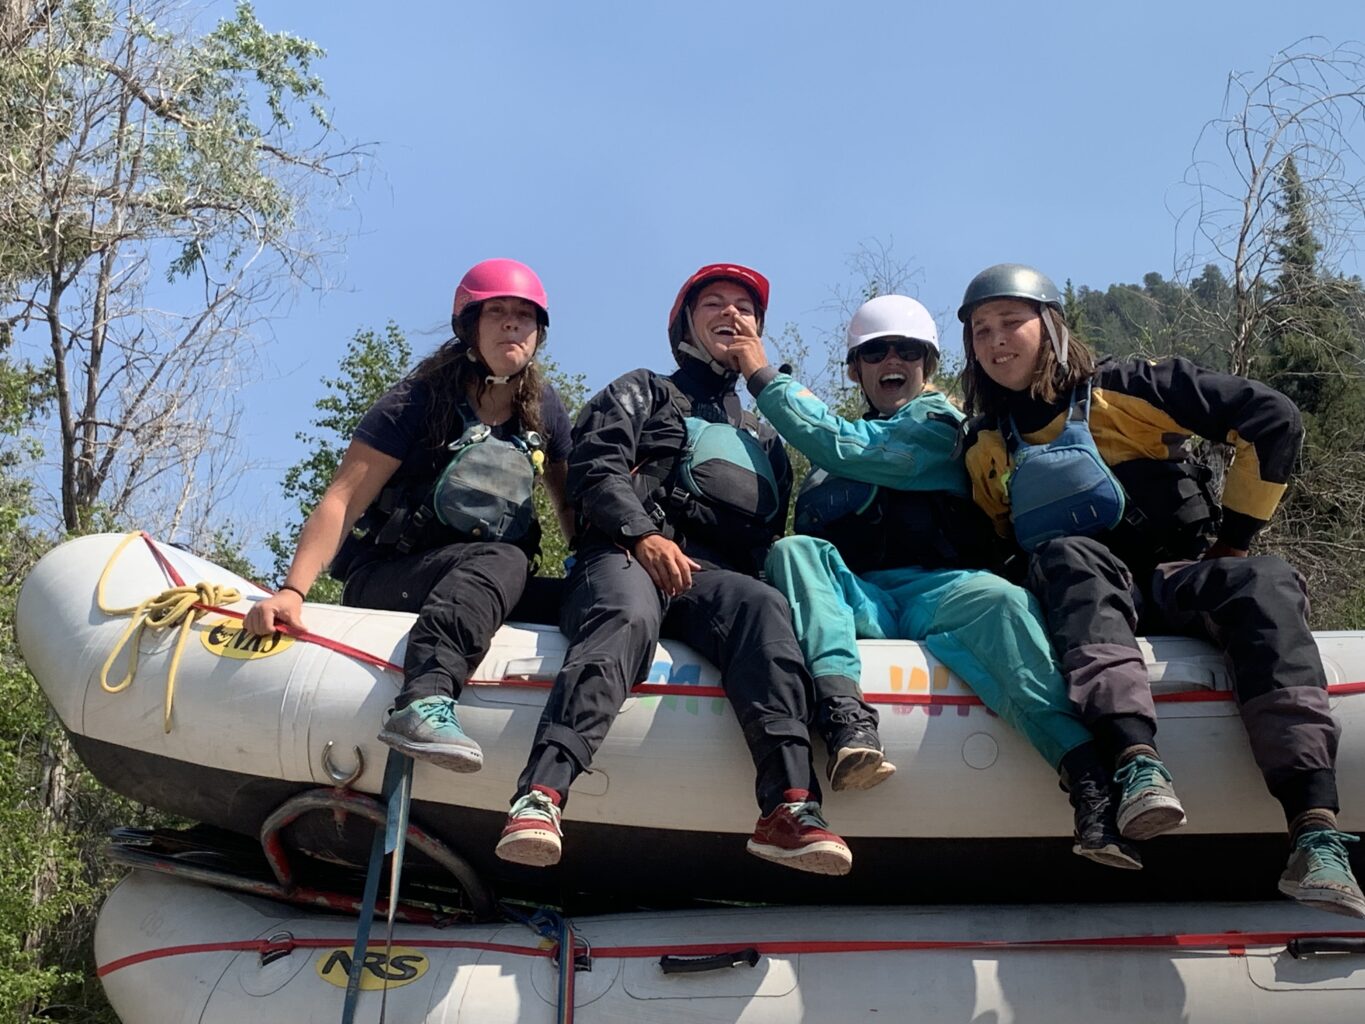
[960,305,1096,418]
[410,303,548,447]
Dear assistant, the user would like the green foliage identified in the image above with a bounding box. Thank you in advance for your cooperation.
[534,356,588,576]
[267,321,413,599]
[1,0,360,536]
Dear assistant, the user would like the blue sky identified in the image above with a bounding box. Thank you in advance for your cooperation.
[226,0,1362,547]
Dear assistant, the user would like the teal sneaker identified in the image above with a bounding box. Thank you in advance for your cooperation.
[1278,829,1365,919]
[1114,754,1187,840]
[378,696,483,772]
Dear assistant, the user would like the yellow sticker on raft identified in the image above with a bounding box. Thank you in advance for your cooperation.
[315,948,430,989]
[199,619,294,660]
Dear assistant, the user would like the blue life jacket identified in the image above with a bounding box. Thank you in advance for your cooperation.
[1005,380,1126,552]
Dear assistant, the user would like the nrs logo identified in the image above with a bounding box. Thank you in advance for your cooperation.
[315,948,429,989]
[199,619,294,660]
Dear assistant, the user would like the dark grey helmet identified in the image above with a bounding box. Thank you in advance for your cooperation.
[957,263,1062,322]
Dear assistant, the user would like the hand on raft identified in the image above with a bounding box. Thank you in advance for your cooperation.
[244,588,306,636]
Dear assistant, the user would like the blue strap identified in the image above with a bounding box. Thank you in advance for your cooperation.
[341,748,413,1024]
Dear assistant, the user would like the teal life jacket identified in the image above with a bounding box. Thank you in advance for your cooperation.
[634,379,782,551]
[1005,380,1126,552]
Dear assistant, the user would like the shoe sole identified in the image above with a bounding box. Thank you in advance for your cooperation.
[495,828,562,867]
[1278,878,1365,919]
[1073,840,1143,871]
[829,749,896,792]
[746,838,852,876]
[1117,797,1187,841]
[377,731,483,773]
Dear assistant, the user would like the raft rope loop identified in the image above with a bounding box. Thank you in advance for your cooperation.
[97,532,243,733]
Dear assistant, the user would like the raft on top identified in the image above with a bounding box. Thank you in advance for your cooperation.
[17,532,1365,908]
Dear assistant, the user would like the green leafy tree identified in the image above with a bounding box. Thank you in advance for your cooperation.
[534,358,588,576]
[267,322,413,601]
[1,0,362,543]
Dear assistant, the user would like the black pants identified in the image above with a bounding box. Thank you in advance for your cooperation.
[1027,536,1340,821]
[343,542,530,708]
[517,544,820,815]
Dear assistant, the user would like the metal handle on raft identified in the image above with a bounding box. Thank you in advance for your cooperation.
[1288,936,1365,958]
[659,948,760,974]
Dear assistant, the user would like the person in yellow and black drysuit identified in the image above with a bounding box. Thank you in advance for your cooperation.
[958,262,1363,918]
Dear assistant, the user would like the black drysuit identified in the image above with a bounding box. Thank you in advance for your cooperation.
[515,358,821,814]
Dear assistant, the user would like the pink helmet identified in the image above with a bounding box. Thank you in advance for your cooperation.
[451,258,550,333]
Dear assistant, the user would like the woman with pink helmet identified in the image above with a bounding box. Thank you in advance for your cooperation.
[245,258,575,771]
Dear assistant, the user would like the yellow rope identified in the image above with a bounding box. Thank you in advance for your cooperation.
[96,532,242,732]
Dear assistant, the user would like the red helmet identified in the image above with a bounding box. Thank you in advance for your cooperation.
[451,258,550,332]
[667,263,770,340]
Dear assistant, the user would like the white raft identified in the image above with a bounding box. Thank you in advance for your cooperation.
[18,532,1365,906]
[98,870,1365,1023]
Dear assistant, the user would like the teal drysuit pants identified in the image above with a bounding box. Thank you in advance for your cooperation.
[765,535,1092,769]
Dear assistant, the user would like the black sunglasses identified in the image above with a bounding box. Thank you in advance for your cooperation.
[852,338,929,364]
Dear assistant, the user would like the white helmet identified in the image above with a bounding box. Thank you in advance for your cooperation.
[845,294,939,355]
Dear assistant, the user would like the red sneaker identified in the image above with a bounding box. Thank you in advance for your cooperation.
[746,789,852,875]
[495,785,563,867]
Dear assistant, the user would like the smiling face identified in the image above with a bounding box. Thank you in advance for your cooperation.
[848,339,927,415]
[475,296,541,377]
[969,298,1045,392]
[687,280,760,364]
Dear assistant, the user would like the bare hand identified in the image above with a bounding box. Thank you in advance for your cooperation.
[633,534,701,597]
[1201,541,1249,560]
[726,318,770,378]
[243,589,306,636]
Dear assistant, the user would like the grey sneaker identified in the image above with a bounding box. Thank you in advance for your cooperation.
[495,786,564,867]
[1114,754,1187,840]
[1278,829,1365,919]
[378,696,483,772]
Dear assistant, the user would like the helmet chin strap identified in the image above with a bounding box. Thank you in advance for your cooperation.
[466,346,517,386]
[680,307,735,377]
[1040,307,1070,371]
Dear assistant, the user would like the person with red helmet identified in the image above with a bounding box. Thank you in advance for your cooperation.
[244,258,575,771]
[496,264,853,876]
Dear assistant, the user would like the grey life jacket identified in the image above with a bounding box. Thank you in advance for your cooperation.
[334,399,543,578]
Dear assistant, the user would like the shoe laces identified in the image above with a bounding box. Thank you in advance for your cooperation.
[1295,829,1360,874]
[1114,754,1172,795]
[413,698,460,728]
[510,789,562,830]
[782,798,831,832]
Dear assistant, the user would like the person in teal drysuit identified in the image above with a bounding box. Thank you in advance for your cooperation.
[728,293,1138,870]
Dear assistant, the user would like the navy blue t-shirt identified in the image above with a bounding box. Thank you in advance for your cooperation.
[353,377,572,467]
[332,376,572,579]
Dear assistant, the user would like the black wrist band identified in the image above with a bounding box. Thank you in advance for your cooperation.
[279,583,307,600]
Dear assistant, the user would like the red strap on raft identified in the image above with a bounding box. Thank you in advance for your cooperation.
[97,926,1365,977]
[138,533,1365,705]
[139,533,405,675]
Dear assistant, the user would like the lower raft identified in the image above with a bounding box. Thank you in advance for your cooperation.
[99,870,1365,1024]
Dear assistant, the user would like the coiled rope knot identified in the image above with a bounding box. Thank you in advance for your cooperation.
[98,540,242,732]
